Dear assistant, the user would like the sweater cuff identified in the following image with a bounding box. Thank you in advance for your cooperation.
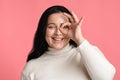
[77,40,91,51]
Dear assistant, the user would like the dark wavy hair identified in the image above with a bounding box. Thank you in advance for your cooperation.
[27,5,77,62]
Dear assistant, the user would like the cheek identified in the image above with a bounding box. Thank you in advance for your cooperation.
[45,29,54,43]
[46,29,54,37]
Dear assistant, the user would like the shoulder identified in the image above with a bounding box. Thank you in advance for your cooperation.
[21,59,40,80]
[22,59,38,73]
[22,56,45,74]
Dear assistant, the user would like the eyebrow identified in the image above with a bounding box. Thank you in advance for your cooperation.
[47,23,56,26]
[47,23,64,27]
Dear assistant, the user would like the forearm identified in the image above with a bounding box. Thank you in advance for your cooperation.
[77,40,116,80]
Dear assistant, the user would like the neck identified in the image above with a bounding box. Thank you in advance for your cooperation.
[46,43,73,55]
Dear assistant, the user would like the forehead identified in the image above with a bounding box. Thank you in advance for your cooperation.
[47,13,68,23]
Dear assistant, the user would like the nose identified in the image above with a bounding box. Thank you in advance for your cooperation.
[54,28,62,35]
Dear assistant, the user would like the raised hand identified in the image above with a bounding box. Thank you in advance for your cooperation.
[63,11,85,45]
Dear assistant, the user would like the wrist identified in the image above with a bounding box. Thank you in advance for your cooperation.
[76,37,85,46]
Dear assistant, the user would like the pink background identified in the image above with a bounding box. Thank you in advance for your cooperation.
[0,0,120,80]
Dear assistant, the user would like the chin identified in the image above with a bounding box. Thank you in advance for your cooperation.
[54,46,64,50]
[53,43,68,50]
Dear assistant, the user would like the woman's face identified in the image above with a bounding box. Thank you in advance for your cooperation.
[45,13,70,50]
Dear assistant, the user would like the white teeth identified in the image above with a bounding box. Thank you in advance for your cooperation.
[52,37,63,41]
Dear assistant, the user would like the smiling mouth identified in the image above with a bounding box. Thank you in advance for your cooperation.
[52,37,64,41]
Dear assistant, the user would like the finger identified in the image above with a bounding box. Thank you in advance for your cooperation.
[59,22,71,35]
[78,16,85,27]
[61,22,71,29]
[68,29,73,40]
[63,13,74,23]
[71,11,79,22]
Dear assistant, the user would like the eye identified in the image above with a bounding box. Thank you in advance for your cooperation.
[48,26,55,29]
[63,25,69,29]
[47,24,56,29]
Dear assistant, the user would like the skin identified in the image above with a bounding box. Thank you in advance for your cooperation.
[45,12,85,50]
[63,11,85,45]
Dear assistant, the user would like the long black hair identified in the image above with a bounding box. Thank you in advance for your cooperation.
[27,5,77,62]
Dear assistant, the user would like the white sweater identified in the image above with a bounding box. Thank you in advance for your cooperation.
[21,40,116,80]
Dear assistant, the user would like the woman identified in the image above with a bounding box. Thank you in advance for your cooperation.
[21,5,116,80]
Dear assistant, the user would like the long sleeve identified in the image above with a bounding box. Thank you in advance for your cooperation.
[21,71,35,80]
[77,40,116,80]
[21,73,28,80]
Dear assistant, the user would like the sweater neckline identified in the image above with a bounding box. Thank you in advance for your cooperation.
[46,43,73,55]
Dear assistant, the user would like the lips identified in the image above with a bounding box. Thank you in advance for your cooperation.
[52,37,64,41]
